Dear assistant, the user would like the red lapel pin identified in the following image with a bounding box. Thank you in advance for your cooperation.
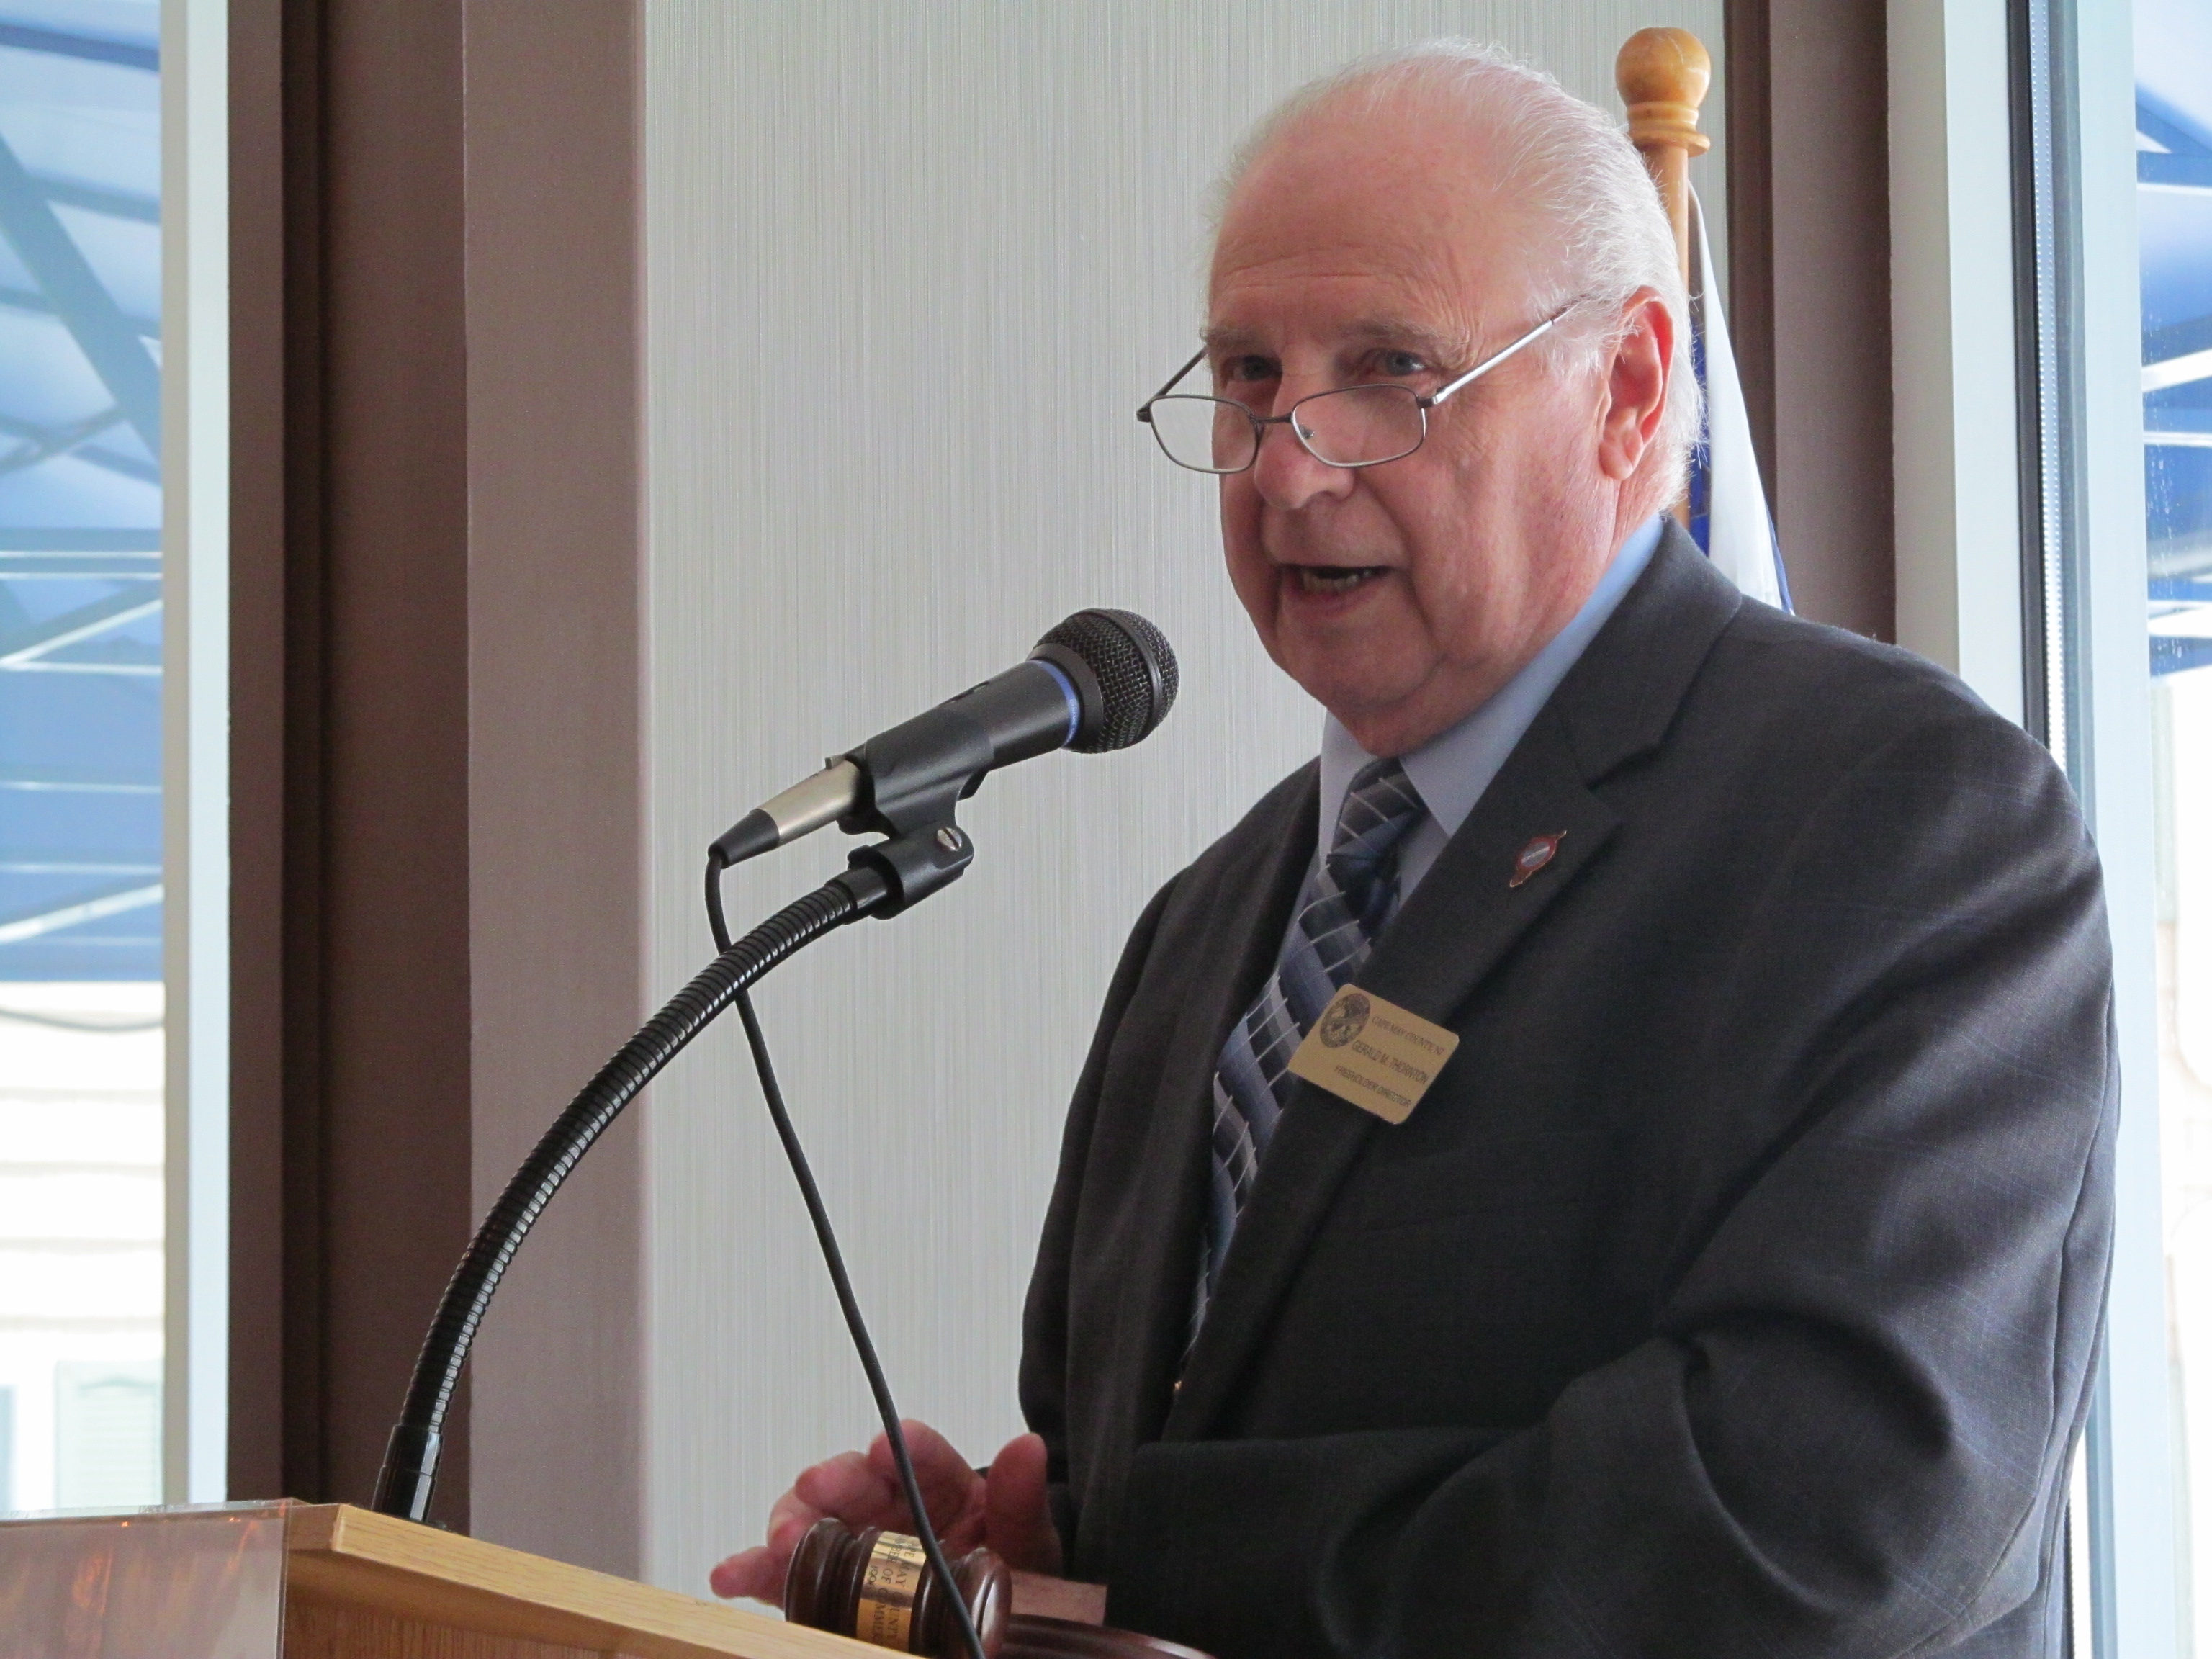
[1509,831,1567,888]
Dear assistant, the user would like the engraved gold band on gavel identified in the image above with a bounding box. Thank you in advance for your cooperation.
[855,1531,930,1652]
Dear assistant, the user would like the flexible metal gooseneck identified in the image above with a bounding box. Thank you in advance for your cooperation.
[373,850,985,1659]
[370,865,888,1524]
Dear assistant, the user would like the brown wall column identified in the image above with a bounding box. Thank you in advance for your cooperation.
[1726,0,1896,642]
[230,0,476,1528]
[227,0,291,1512]
[230,0,642,1555]
[462,0,644,1576]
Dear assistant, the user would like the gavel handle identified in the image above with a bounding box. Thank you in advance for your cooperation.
[1009,1573,1108,1627]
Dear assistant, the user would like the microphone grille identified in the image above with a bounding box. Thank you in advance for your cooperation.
[1037,608,1179,752]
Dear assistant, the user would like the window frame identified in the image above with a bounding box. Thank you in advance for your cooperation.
[2008,0,2172,1653]
[158,0,230,1506]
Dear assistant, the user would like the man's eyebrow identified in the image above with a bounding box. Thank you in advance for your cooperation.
[1195,318,1478,364]
[1340,318,1477,363]
[1200,325,1267,356]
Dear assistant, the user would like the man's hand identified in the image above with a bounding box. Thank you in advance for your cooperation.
[709,1421,1063,1604]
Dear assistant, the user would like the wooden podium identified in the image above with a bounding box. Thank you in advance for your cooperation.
[285,1503,882,1658]
[0,1501,883,1659]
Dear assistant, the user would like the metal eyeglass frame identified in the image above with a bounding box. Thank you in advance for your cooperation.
[1135,303,1574,475]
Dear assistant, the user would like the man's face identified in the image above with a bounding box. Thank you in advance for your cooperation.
[1208,101,1655,756]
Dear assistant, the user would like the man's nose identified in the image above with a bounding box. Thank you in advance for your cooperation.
[1250,398,1356,511]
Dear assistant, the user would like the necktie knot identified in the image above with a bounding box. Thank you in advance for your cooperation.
[1323,757,1425,935]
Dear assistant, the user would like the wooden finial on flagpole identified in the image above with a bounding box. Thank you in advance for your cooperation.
[1616,27,1712,282]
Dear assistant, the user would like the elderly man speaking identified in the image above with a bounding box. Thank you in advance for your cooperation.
[715,42,2113,1659]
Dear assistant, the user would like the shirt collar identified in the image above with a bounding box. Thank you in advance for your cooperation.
[1318,513,1665,844]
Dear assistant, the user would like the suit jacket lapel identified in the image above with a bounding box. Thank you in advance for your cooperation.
[1165,704,1617,1439]
[1360,704,1622,1026]
[1164,525,1743,1439]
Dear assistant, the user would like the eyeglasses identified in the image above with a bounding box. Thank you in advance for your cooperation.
[1135,305,1573,475]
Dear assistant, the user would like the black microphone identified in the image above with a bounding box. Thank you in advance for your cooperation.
[710,608,1178,868]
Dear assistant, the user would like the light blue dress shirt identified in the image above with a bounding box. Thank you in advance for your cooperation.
[1314,514,1665,902]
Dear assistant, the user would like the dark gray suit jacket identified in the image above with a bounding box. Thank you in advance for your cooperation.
[1019,526,2116,1659]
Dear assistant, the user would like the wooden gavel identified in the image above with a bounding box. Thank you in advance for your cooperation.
[782,1519,1208,1659]
[784,1519,1010,1657]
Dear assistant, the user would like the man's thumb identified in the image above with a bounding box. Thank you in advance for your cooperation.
[984,1433,1064,1574]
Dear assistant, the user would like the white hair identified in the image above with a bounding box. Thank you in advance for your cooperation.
[1215,41,1701,505]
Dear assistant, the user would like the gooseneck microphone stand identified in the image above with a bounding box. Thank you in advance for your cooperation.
[372,610,1176,1659]
[370,817,985,1659]
[369,861,886,1520]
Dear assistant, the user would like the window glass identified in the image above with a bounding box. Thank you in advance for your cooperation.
[0,1,163,1513]
[2138,0,2212,1647]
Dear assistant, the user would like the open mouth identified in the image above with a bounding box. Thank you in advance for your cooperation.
[1287,565,1390,596]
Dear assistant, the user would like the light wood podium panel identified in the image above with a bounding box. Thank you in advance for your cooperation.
[282,1503,878,1659]
[0,1501,879,1659]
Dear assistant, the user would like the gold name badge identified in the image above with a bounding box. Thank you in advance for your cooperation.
[1287,986,1461,1125]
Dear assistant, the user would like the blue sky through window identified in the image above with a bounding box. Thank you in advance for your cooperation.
[2138,0,2212,676]
[0,1,161,981]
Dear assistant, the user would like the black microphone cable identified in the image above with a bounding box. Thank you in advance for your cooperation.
[709,852,989,1659]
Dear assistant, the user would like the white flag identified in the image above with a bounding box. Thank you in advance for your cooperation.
[1686,188,1791,611]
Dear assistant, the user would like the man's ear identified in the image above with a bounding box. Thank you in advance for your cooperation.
[1596,289,1673,483]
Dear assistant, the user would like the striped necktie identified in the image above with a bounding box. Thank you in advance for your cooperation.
[1195,757,1426,1326]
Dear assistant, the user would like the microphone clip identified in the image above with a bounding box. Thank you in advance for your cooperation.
[824,702,995,915]
[845,819,975,917]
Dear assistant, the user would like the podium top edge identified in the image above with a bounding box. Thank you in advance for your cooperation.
[282,1503,886,1659]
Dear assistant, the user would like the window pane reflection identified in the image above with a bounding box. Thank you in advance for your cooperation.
[0,1,163,1513]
